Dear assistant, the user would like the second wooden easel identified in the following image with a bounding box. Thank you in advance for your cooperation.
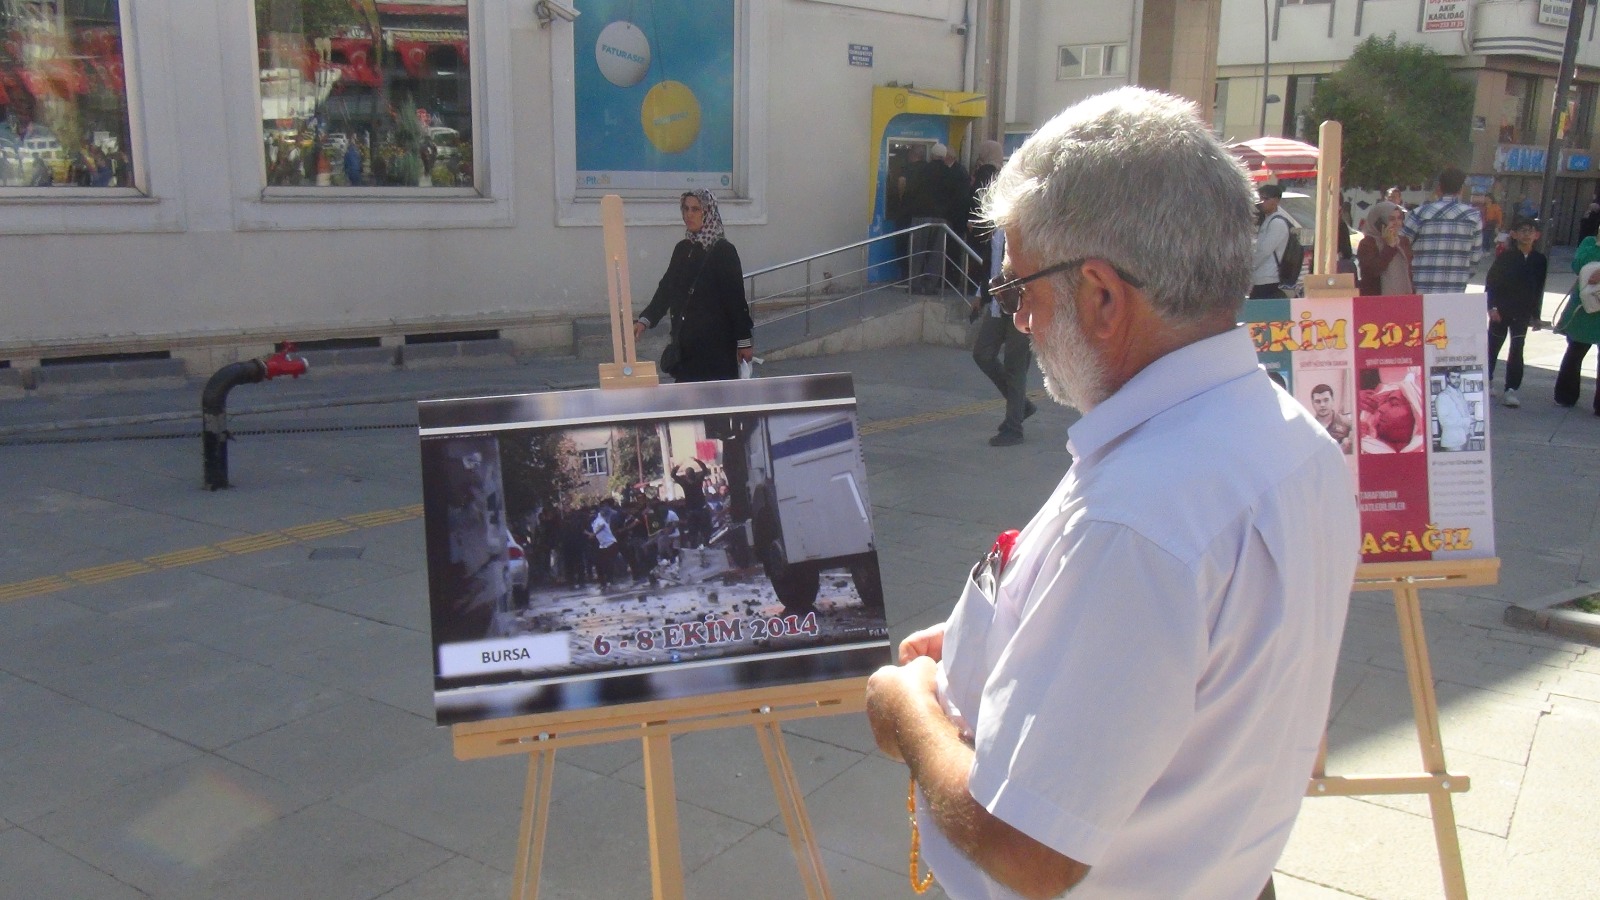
[1297,121,1496,900]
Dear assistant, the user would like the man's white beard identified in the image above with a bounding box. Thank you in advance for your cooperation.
[1033,297,1111,412]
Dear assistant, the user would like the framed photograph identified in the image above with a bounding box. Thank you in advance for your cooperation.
[418,374,891,726]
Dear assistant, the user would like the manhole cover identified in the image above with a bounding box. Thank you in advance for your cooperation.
[309,546,365,560]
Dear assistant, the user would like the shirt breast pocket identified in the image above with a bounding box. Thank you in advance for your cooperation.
[937,564,999,729]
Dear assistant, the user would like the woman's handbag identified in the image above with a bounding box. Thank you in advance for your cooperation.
[657,249,713,379]
[659,340,682,377]
[1551,287,1577,336]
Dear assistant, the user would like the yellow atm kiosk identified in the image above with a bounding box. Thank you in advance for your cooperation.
[867,86,986,282]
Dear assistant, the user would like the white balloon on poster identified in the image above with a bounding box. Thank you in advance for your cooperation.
[596,21,651,88]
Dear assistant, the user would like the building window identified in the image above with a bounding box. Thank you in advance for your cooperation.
[1057,43,1129,81]
[1212,78,1231,136]
[1284,74,1323,141]
[1502,74,1539,145]
[1,1,134,190]
[254,0,474,190]
[1569,82,1596,147]
[581,448,609,477]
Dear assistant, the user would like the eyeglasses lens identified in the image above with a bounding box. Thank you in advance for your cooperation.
[988,277,1021,315]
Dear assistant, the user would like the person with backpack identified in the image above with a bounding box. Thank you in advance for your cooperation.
[1250,184,1295,298]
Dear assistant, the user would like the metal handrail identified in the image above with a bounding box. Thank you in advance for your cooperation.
[743,222,982,279]
[740,222,985,343]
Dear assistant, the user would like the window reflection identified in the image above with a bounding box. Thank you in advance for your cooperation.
[255,0,473,189]
[0,1,133,189]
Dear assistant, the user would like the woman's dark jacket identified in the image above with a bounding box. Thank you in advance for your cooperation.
[639,238,753,382]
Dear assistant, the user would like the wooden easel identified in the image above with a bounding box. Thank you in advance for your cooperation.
[451,195,860,900]
[597,193,661,389]
[1304,560,1497,900]
[1295,122,1496,900]
[452,678,867,900]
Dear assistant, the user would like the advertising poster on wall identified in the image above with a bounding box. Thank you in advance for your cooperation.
[418,374,891,726]
[573,0,737,192]
[1244,294,1495,564]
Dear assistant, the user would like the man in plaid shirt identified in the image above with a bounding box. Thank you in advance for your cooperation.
[1402,166,1482,294]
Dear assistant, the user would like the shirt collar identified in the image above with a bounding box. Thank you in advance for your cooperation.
[1065,326,1260,463]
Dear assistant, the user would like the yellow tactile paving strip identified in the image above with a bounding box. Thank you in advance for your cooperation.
[0,504,425,604]
[1,386,1053,605]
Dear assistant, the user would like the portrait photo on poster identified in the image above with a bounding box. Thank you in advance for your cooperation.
[1429,364,1486,453]
[417,374,891,726]
[1299,369,1354,455]
[1357,364,1428,455]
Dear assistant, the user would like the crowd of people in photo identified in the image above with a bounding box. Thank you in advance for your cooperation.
[514,461,739,596]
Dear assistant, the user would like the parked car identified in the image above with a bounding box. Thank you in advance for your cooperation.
[428,126,462,160]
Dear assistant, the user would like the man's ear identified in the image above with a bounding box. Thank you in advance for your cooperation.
[1074,260,1135,341]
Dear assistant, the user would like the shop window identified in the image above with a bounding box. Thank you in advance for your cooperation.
[1570,82,1596,147]
[1057,43,1128,81]
[1502,74,1539,145]
[254,0,475,190]
[0,0,134,190]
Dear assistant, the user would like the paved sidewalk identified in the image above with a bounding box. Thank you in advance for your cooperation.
[2,301,1598,897]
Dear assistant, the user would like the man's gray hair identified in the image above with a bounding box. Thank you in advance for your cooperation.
[982,87,1256,323]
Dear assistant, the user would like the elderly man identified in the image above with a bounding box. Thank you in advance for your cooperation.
[865,87,1360,900]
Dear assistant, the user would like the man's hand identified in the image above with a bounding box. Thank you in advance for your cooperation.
[737,347,754,364]
[898,622,948,664]
[633,321,647,340]
[1489,307,1502,324]
[865,655,940,762]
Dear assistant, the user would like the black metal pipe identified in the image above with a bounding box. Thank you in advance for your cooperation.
[202,360,266,490]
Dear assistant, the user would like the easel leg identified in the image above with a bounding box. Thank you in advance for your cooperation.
[642,732,686,900]
[1393,585,1469,899]
[754,720,831,900]
[511,747,556,900]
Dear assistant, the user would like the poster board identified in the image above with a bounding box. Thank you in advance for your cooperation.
[419,373,892,726]
[1244,293,1496,563]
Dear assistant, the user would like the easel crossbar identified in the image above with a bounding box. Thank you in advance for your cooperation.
[1309,773,1470,797]
[452,677,869,761]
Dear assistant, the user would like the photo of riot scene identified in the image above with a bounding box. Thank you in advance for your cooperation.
[418,376,891,725]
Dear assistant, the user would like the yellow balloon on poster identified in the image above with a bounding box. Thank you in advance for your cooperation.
[641,81,702,155]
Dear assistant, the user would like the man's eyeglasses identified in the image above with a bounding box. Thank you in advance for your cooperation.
[987,258,1144,315]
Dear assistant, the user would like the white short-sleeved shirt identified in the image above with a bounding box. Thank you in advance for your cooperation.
[921,326,1360,900]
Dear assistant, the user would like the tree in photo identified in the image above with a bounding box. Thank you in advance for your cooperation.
[1303,34,1474,190]
[609,425,664,502]
[499,430,584,529]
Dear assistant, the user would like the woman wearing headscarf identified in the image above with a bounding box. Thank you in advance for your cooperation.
[1356,200,1413,296]
[634,189,754,382]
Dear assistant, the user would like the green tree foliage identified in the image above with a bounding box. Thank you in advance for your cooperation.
[609,426,664,500]
[1303,34,1474,189]
[498,431,584,530]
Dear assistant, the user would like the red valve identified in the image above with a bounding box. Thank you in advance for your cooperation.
[263,342,308,380]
